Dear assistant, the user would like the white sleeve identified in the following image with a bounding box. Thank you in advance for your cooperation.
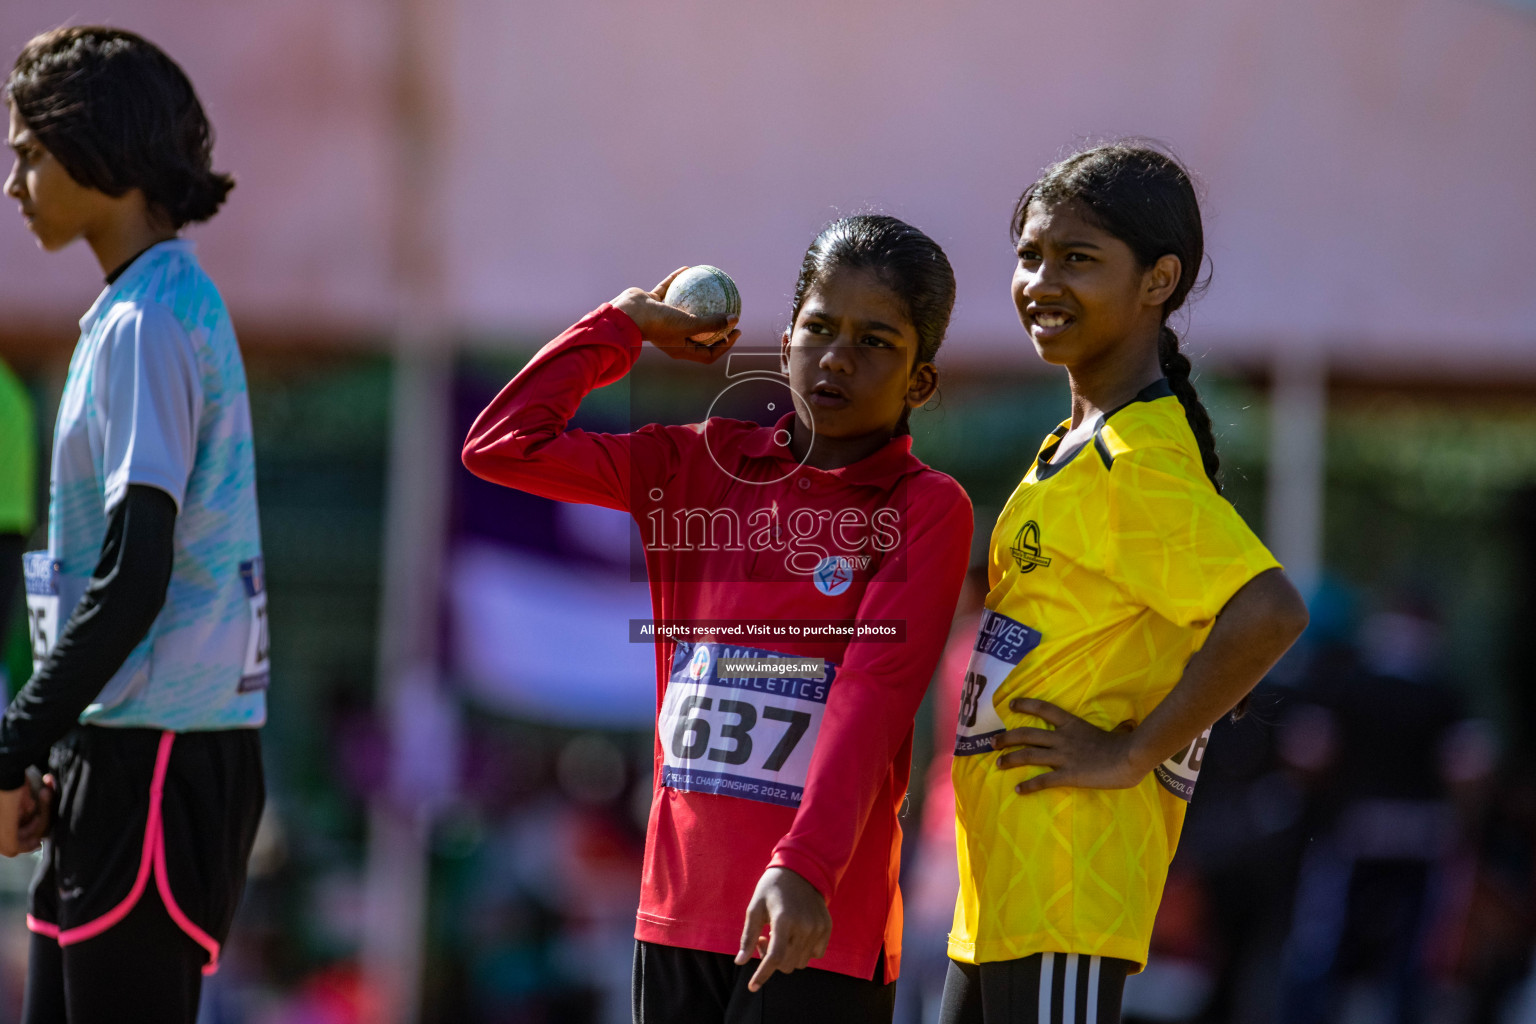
[99,303,202,513]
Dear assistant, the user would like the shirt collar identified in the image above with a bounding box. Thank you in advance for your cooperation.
[79,239,192,334]
[735,412,923,487]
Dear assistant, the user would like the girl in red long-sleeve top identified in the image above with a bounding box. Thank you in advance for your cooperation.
[463,215,972,1024]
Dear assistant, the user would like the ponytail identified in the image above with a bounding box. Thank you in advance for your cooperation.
[1157,326,1221,495]
[1161,326,1243,720]
[1160,324,1245,719]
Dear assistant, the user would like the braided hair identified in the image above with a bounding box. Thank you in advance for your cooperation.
[1011,142,1221,493]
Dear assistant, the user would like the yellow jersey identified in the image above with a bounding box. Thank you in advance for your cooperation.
[948,380,1280,969]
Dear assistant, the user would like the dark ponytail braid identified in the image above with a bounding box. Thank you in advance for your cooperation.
[1157,326,1221,494]
[1156,321,1240,716]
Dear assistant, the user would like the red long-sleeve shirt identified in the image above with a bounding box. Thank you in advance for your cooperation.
[462,305,972,980]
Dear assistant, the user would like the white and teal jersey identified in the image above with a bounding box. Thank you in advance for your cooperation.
[42,239,268,729]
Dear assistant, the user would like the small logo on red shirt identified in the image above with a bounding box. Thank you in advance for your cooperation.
[813,556,854,596]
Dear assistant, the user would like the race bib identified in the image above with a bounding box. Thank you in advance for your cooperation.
[239,558,270,692]
[954,609,1042,756]
[23,551,60,672]
[657,642,834,808]
[1153,727,1210,802]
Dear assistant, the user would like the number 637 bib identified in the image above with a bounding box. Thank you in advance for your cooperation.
[657,642,836,809]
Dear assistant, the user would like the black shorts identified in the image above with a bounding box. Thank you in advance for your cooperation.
[939,953,1134,1024]
[632,939,897,1024]
[24,725,264,1023]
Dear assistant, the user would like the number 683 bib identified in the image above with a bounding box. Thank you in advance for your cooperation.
[954,609,1042,756]
[953,607,1214,802]
[657,642,836,809]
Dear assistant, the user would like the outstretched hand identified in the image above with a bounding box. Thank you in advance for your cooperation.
[992,697,1145,794]
[611,267,740,364]
[734,866,832,992]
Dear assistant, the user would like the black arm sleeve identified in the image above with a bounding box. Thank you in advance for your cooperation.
[0,485,177,789]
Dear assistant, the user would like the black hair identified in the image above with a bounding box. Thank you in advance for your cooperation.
[788,214,956,434]
[5,26,233,229]
[1011,141,1221,493]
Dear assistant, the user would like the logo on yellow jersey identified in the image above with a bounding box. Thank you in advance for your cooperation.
[1010,521,1052,573]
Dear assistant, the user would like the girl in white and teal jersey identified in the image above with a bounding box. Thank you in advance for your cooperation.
[2,26,266,1024]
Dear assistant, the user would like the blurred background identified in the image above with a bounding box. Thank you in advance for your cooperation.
[2,0,1535,1021]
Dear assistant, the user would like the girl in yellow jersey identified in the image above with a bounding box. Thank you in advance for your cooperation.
[939,143,1311,1024]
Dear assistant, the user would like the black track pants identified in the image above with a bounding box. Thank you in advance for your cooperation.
[22,726,264,1024]
[632,939,897,1024]
[939,953,1134,1024]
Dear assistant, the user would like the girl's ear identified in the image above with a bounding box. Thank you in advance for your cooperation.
[906,363,938,408]
[779,329,791,374]
[1143,254,1182,308]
